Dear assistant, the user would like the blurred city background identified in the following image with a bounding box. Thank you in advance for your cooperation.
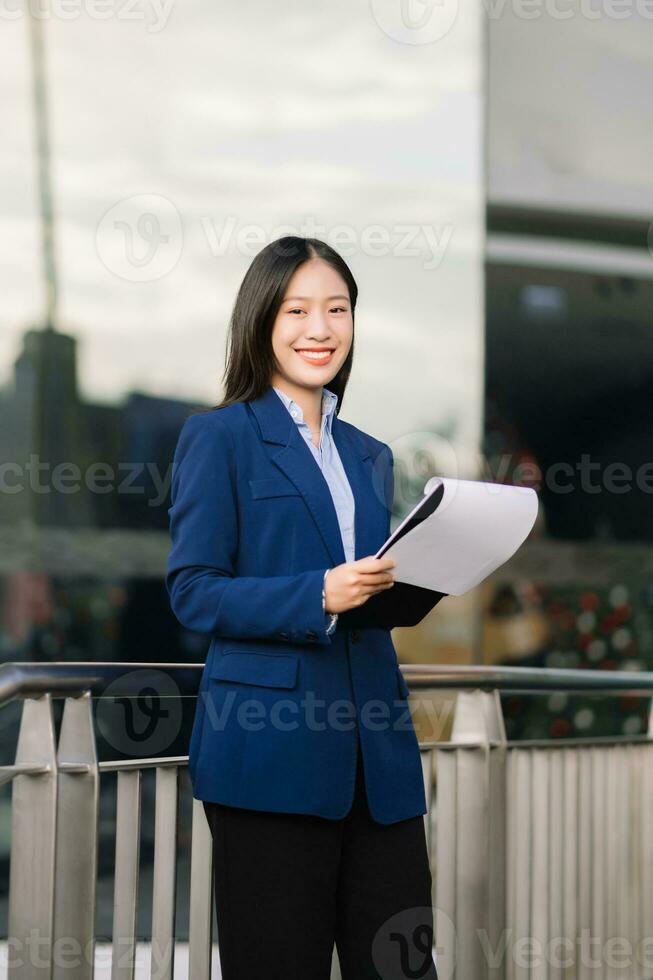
[1,0,652,951]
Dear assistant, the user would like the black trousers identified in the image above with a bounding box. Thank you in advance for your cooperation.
[202,732,438,980]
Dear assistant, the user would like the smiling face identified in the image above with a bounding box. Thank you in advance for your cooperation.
[269,257,353,394]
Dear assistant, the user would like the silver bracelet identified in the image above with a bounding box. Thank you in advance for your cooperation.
[322,568,338,634]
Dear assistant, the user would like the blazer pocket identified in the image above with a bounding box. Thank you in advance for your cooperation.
[249,476,301,500]
[210,651,299,689]
[396,666,411,700]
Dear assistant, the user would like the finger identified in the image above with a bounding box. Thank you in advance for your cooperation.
[358,580,395,596]
[358,571,395,584]
[356,564,395,578]
[357,556,396,571]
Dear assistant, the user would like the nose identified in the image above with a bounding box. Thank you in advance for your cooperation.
[304,309,332,339]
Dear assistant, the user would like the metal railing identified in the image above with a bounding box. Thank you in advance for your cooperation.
[2,660,653,979]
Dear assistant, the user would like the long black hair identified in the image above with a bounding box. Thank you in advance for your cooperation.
[204,236,358,414]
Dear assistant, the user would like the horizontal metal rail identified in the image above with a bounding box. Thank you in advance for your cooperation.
[4,659,653,708]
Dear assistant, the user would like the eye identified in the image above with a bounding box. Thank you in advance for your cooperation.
[330,306,347,314]
[288,308,305,315]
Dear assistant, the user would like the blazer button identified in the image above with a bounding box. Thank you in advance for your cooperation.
[350,629,361,643]
[305,630,318,641]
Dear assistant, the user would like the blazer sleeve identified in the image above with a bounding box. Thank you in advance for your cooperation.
[338,443,447,631]
[166,411,334,646]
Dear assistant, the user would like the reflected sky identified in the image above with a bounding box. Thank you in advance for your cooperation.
[1,0,483,455]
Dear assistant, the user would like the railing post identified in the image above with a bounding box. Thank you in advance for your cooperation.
[8,694,58,979]
[188,799,214,980]
[435,689,507,980]
[111,769,142,980]
[421,747,435,855]
[150,766,179,980]
[52,692,99,980]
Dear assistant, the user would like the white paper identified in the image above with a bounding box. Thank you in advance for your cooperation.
[375,476,538,595]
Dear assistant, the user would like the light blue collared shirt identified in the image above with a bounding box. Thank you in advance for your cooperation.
[272,385,356,564]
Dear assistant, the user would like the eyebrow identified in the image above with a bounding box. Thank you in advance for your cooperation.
[283,294,349,303]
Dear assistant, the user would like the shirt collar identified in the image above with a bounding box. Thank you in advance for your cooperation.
[272,385,338,435]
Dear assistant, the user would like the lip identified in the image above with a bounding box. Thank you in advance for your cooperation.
[294,348,336,365]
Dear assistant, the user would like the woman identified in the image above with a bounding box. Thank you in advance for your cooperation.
[166,236,442,979]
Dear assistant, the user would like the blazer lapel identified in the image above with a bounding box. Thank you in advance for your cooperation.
[247,385,380,568]
[331,416,382,563]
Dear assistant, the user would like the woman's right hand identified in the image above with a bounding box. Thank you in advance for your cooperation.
[323,557,396,614]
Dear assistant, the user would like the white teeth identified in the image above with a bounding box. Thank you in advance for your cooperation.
[297,350,332,360]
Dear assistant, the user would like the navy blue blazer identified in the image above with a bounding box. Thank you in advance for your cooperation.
[166,383,445,823]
